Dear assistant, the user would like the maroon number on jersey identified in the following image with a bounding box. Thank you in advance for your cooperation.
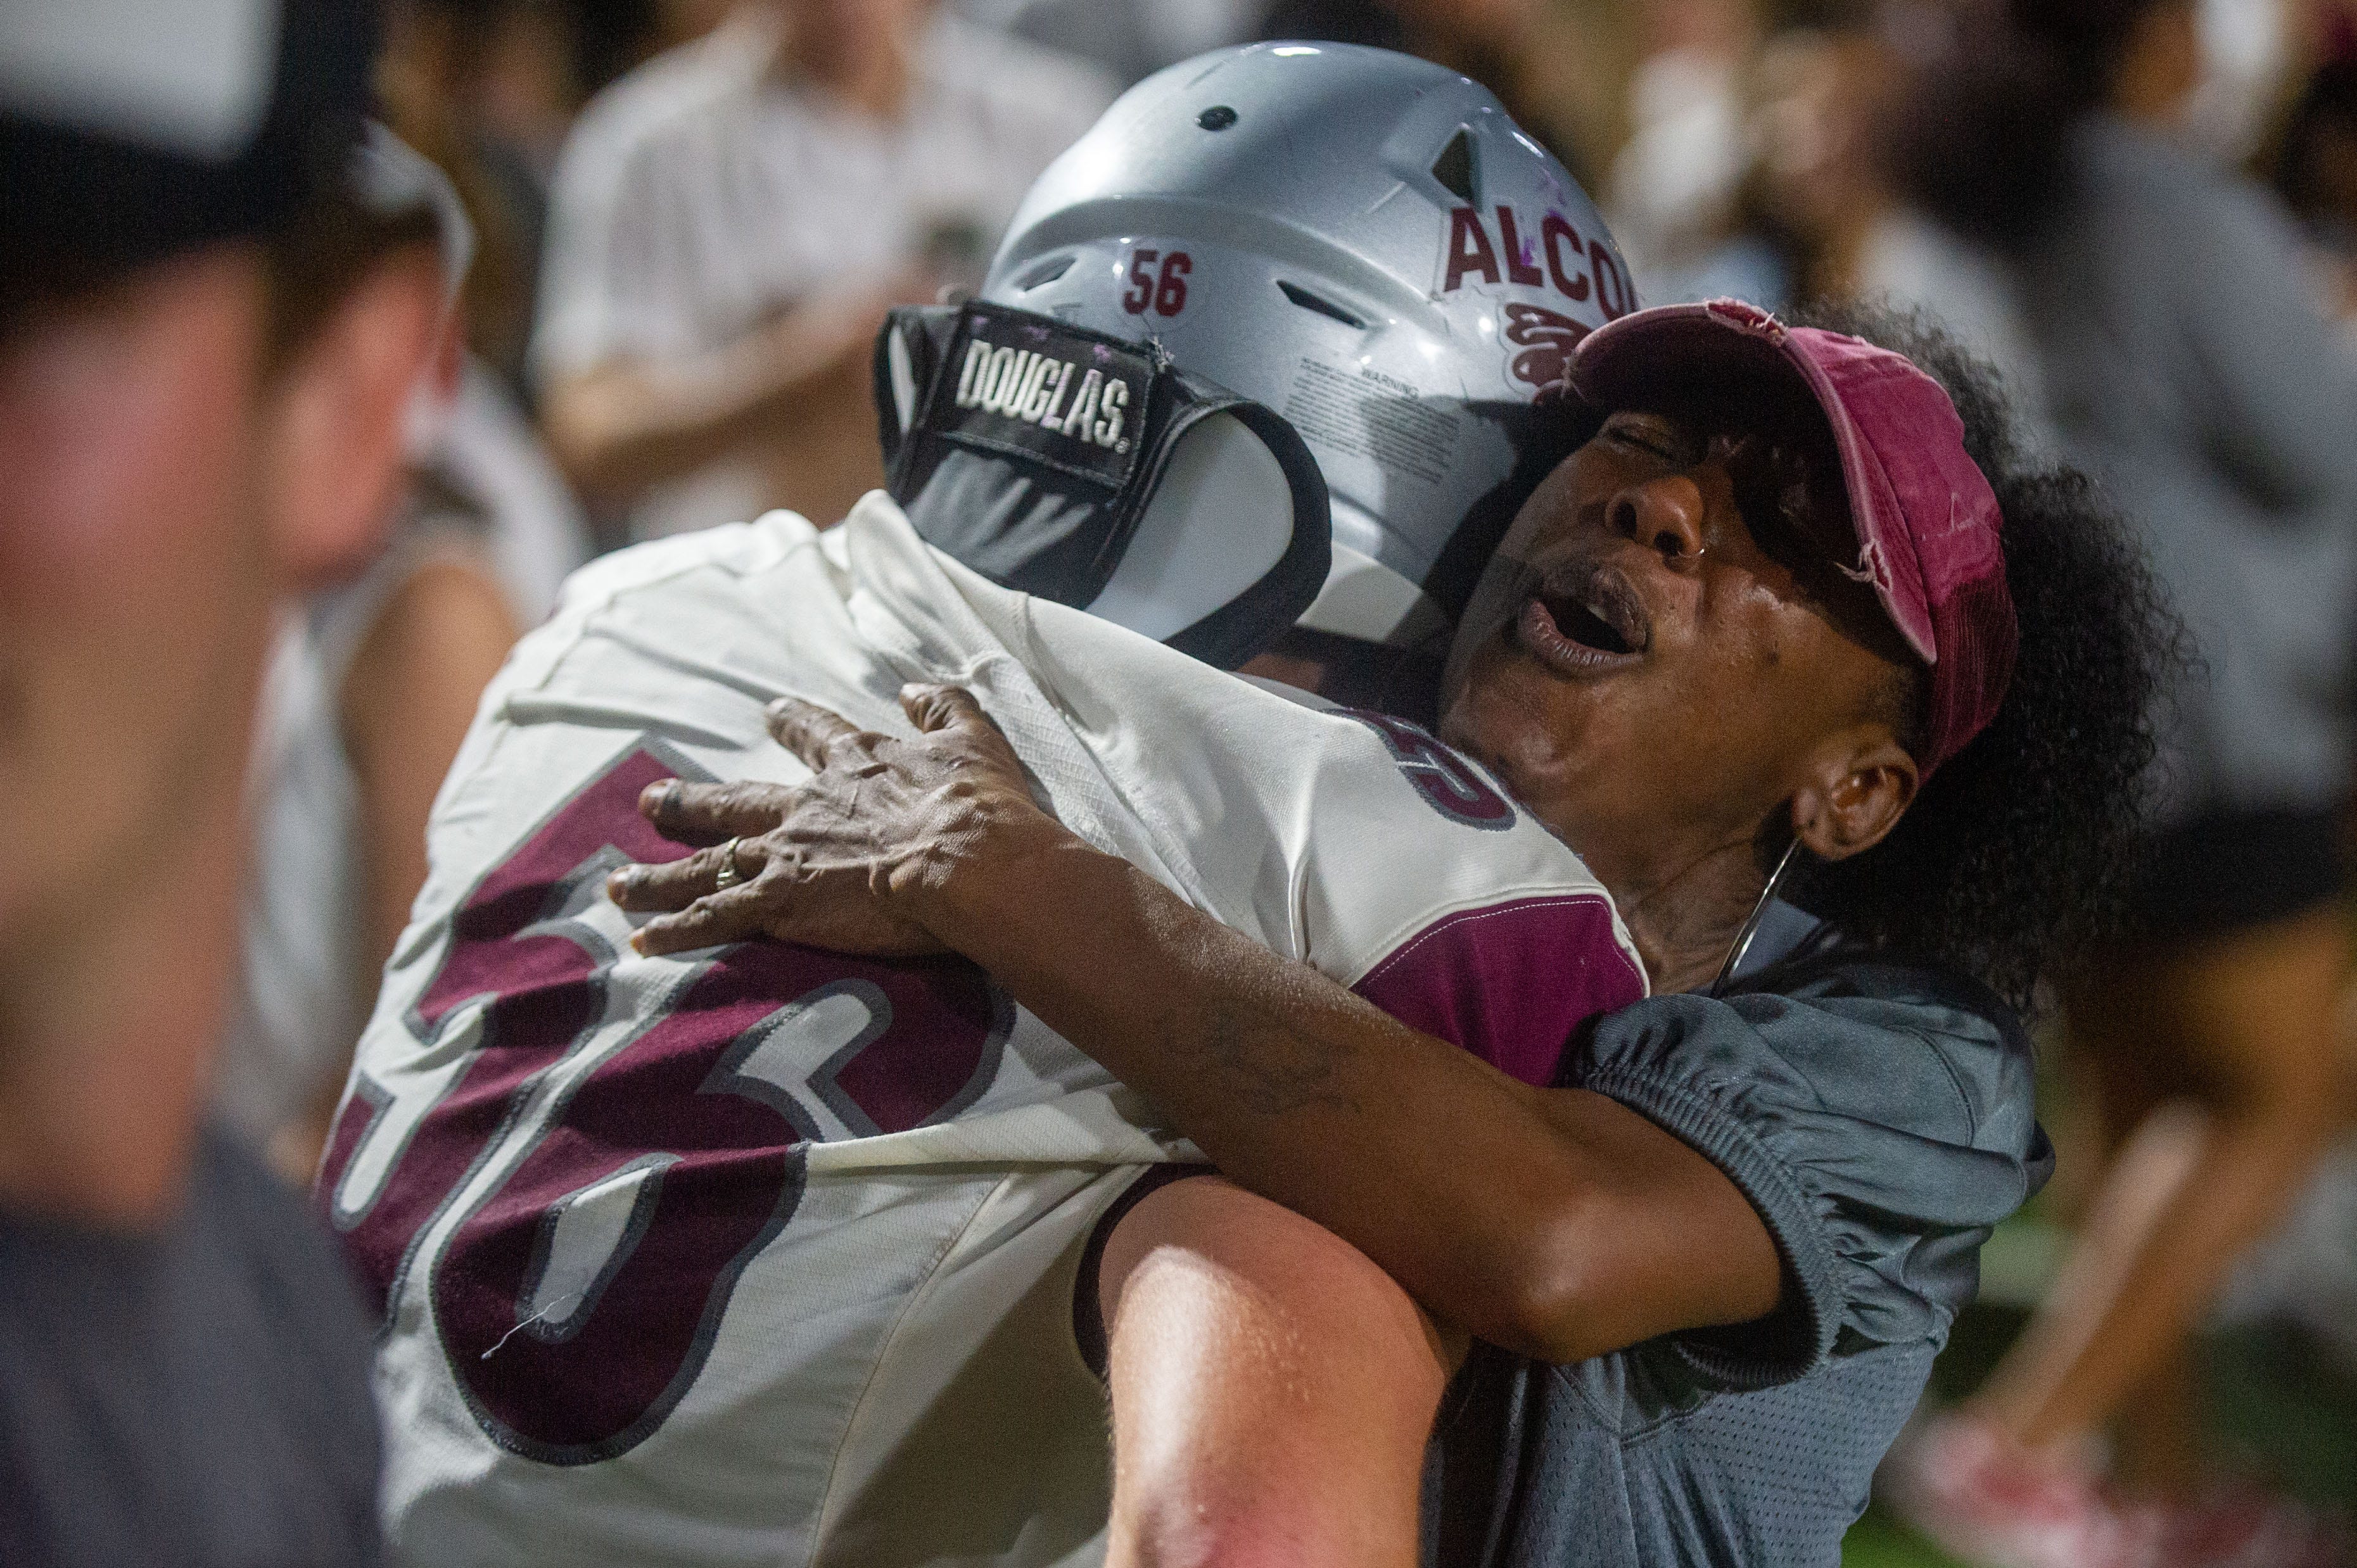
[317,747,1009,1464]
[1338,710,1516,830]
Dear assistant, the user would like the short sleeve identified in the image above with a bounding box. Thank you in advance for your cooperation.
[1351,896,1647,1088]
[1571,984,2050,1391]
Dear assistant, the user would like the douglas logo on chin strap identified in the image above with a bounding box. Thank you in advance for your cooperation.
[929,305,1155,490]
[953,336,1133,450]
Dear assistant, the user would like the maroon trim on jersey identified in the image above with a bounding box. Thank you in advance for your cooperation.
[1350,895,1646,1089]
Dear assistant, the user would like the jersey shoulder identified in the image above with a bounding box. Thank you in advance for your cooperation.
[1240,677,1639,969]
[548,510,820,620]
[1249,685,1648,1085]
[492,512,841,727]
[986,591,1646,1030]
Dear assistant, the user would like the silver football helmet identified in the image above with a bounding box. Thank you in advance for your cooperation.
[982,41,1637,647]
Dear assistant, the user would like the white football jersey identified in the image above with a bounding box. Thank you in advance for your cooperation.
[324,494,1646,1567]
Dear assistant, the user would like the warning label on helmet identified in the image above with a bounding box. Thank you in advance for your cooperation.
[1281,358,1461,487]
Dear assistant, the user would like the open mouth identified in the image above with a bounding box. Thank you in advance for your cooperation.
[1549,595,1635,655]
[1515,561,1649,674]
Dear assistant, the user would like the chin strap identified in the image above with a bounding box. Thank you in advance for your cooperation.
[875,300,1333,671]
[1708,837,1802,998]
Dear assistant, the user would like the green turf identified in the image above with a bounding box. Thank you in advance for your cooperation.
[1836,1213,2357,1565]
[1843,1505,1966,1568]
[2202,1323,2357,1512]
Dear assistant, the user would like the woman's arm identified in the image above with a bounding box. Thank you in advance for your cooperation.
[609,686,1779,1362]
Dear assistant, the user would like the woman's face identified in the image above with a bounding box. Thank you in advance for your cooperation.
[1439,406,1913,885]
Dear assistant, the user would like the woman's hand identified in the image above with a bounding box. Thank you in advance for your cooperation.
[606,683,1072,958]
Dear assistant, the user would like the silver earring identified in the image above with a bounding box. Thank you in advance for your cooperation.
[1709,837,1800,996]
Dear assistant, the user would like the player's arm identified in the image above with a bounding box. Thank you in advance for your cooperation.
[613,688,1781,1365]
[539,284,898,509]
[1098,1174,1454,1568]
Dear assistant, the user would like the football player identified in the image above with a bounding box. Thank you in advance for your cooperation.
[322,44,1640,1567]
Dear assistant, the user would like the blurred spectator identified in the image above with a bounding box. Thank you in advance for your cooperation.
[1252,0,1589,172]
[958,0,1255,85]
[1668,18,1895,313]
[0,2,441,1559]
[531,0,1114,543]
[1625,3,2049,429]
[2276,58,2357,324]
[1879,2,2357,1560]
[2186,0,2297,165]
[1603,0,1755,293]
[1755,21,1907,301]
[377,0,745,401]
[1767,8,2054,431]
[214,136,588,1183]
[1615,1,2048,426]
[382,0,573,396]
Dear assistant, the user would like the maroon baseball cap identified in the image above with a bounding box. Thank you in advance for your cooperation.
[1569,298,2017,778]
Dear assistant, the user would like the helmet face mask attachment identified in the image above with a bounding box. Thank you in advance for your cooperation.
[876,297,1333,671]
[983,41,1637,650]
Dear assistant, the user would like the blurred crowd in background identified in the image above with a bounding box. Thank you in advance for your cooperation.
[168,0,2357,1563]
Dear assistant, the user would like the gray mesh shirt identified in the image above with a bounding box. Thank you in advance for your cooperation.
[1421,923,2050,1568]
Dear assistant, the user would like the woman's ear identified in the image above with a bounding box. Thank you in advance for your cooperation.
[257,245,446,591]
[1788,728,1919,863]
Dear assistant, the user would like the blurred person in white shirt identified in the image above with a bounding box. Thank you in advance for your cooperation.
[218,134,592,1182]
[531,0,1114,542]
[956,0,1256,85]
[1604,0,1755,291]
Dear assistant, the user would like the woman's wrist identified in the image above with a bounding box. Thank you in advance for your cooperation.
[889,803,1106,953]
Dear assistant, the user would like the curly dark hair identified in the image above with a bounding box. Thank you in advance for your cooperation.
[1779,300,2190,1014]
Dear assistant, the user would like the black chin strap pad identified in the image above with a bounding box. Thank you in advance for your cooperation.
[872,301,1331,670]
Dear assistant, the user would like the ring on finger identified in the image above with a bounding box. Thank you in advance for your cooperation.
[713,837,745,891]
